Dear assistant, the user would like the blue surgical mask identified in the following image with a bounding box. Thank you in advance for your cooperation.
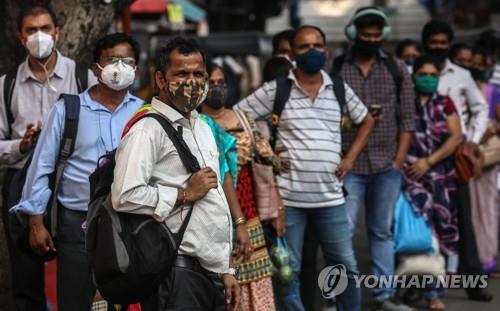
[295,48,326,74]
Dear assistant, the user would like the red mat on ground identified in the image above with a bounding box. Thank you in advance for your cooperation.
[45,260,57,311]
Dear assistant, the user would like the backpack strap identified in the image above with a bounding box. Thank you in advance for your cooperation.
[135,113,200,245]
[330,54,346,76]
[381,53,403,106]
[50,94,81,238]
[270,77,292,150]
[331,75,347,114]
[3,70,17,137]
[75,63,88,93]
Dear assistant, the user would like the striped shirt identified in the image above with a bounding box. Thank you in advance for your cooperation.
[234,70,368,208]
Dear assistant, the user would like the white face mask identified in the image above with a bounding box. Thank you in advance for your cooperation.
[97,60,136,91]
[26,31,54,59]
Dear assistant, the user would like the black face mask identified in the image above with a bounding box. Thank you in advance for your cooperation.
[206,85,228,109]
[426,48,449,63]
[353,39,382,58]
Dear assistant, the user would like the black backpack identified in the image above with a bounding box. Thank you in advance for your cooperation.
[3,63,88,137]
[269,75,348,150]
[86,112,201,304]
[7,94,80,261]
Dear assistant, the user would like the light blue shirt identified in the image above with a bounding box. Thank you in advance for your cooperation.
[14,90,143,214]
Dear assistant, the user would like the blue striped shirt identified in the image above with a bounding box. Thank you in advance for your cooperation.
[235,70,367,208]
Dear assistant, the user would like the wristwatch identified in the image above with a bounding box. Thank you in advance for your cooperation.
[226,267,240,280]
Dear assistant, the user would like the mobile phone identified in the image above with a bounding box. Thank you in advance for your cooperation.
[369,104,382,117]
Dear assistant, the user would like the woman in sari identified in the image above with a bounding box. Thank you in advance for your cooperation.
[201,64,283,311]
[402,55,463,310]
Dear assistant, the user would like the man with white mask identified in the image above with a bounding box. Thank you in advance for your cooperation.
[0,3,97,310]
[11,33,143,311]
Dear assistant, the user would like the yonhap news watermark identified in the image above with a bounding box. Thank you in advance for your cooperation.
[318,264,488,299]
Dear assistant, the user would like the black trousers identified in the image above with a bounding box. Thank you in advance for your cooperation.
[141,256,227,311]
[456,181,484,276]
[5,201,94,311]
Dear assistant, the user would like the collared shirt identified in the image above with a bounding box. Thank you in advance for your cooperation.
[111,98,232,274]
[439,59,488,143]
[234,70,368,208]
[339,50,416,175]
[14,90,143,214]
[0,51,98,168]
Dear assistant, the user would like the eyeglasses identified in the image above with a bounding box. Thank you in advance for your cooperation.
[102,56,136,66]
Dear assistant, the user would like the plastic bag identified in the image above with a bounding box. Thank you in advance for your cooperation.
[393,192,433,254]
[270,237,294,295]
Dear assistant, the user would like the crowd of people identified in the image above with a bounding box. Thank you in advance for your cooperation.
[0,2,499,311]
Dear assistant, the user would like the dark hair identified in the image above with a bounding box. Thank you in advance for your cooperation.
[353,9,386,31]
[17,2,58,32]
[396,39,422,58]
[206,63,224,79]
[156,37,205,73]
[472,46,491,65]
[413,55,442,74]
[449,42,472,62]
[421,20,454,45]
[292,25,326,47]
[477,29,500,53]
[93,33,141,63]
[263,57,293,82]
[272,30,294,55]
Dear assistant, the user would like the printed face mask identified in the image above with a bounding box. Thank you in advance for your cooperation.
[97,60,136,91]
[166,79,209,112]
[25,31,54,59]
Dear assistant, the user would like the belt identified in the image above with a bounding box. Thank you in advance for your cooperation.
[175,255,211,275]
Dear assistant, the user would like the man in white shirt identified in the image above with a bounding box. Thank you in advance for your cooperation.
[111,37,239,311]
[422,20,492,302]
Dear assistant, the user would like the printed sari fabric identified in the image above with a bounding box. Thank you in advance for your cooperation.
[402,94,459,261]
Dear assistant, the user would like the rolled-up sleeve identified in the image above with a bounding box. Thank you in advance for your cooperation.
[463,74,488,143]
[398,61,416,132]
[111,127,178,221]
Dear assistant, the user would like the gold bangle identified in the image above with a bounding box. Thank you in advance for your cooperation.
[233,217,247,227]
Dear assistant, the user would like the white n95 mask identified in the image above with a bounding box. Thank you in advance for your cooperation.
[26,31,54,59]
[98,60,136,91]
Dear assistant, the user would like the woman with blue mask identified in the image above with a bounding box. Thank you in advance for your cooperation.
[402,55,464,311]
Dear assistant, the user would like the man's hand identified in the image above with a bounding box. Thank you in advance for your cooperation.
[222,274,240,310]
[20,122,42,154]
[392,157,406,171]
[336,157,354,179]
[235,224,252,261]
[185,167,218,202]
[28,215,55,256]
[275,146,290,174]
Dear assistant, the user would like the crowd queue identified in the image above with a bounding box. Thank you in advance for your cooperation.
[1,2,499,311]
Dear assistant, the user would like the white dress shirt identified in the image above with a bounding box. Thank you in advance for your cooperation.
[111,97,232,274]
[0,51,97,168]
[438,59,488,143]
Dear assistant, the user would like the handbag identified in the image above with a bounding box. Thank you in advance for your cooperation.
[454,141,483,182]
[396,236,445,276]
[393,192,433,254]
[234,109,280,221]
[480,128,500,167]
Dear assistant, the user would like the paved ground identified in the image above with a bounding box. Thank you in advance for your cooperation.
[351,208,500,311]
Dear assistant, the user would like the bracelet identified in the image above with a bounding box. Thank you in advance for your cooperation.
[181,189,187,206]
[233,217,247,227]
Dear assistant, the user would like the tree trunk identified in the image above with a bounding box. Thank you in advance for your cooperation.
[0,0,134,74]
[0,0,133,308]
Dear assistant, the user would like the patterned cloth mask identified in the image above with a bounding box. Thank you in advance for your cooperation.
[167,79,208,113]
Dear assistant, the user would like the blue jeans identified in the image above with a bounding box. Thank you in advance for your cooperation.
[344,168,402,302]
[281,205,360,311]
